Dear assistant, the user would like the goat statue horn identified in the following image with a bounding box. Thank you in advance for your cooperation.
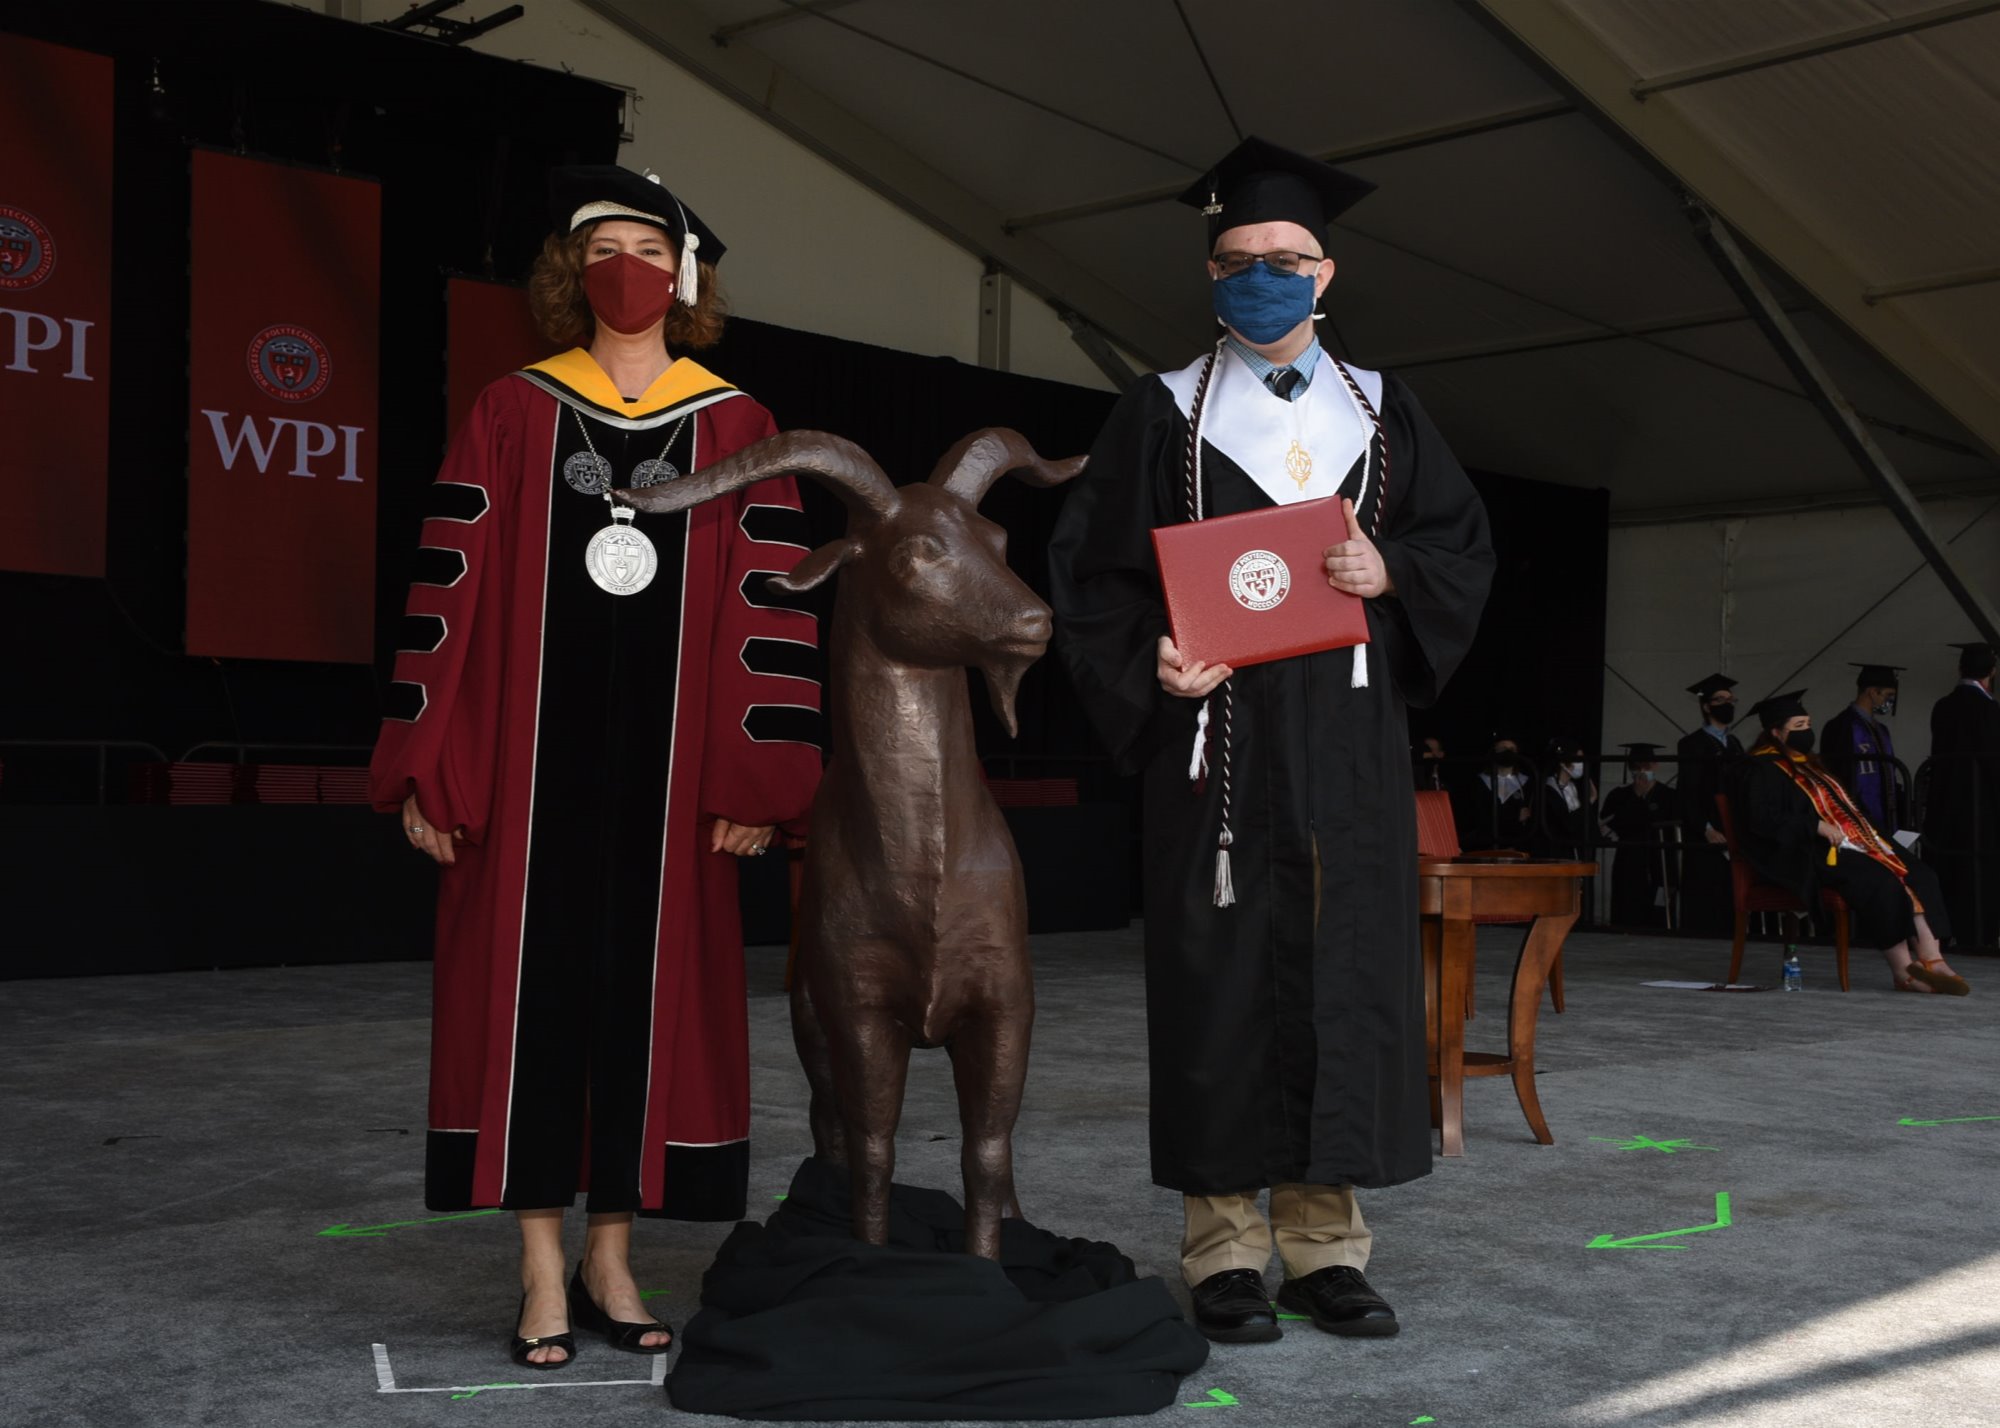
[615,430,898,523]
[928,428,1087,506]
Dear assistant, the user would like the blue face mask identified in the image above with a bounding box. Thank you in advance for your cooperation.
[1212,264,1317,345]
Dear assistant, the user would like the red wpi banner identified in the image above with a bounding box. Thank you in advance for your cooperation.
[186,151,380,663]
[446,276,550,442]
[0,35,112,577]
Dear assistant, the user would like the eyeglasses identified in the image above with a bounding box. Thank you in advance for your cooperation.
[1212,250,1326,278]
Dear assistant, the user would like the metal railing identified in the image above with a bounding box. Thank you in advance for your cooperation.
[0,739,169,806]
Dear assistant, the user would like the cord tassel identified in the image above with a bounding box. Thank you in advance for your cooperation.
[1213,830,1236,908]
[680,229,700,306]
[1189,699,1210,782]
[1352,642,1368,688]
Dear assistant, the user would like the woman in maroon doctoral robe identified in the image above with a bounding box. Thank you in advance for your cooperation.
[369,166,820,1368]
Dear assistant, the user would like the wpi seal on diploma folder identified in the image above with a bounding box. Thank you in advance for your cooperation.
[1152,494,1369,670]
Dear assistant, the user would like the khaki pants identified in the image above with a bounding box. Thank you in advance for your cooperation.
[1181,1184,1372,1286]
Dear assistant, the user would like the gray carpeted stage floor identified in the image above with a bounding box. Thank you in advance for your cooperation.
[3,925,1997,1428]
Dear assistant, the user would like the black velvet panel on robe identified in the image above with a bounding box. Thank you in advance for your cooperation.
[666,1158,1208,1420]
[1049,373,1494,1194]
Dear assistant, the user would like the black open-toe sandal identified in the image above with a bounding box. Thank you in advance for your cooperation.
[509,1293,578,1370]
[568,1262,674,1353]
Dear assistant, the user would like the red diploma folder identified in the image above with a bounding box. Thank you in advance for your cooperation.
[1151,495,1370,670]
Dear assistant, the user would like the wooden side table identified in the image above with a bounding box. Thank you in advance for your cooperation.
[1419,859,1595,1157]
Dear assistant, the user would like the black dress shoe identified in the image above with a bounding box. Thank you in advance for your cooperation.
[1189,1268,1281,1343]
[1276,1265,1399,1337]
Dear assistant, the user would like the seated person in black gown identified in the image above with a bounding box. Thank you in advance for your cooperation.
[1730,690,1971,996]
[1455,736,1531,851]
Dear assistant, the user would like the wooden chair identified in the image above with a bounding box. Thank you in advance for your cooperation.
[1413,790,1564,1014]
[1713,794,1851,990]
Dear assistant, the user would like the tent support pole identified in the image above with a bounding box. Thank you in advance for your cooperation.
[1686,199,2000,648]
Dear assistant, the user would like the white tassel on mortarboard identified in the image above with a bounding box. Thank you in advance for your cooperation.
[640,169,699,308]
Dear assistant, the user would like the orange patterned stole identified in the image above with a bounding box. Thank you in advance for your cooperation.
[1754,744,1919,910]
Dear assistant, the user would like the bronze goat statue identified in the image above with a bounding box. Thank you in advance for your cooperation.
[617,428,1086,1260]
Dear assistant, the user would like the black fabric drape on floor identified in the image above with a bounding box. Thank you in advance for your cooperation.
[667,1157,1209,1420]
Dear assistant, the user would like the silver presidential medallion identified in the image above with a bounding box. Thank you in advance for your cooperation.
[586,510,657,596]
[564,451,614,494]
[631,457,681,487]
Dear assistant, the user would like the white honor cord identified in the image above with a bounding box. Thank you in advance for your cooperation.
[1329,360,1377,691]
[1189,699,1210,782]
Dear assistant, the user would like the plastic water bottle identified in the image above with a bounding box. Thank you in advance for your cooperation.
[1782,947,1803,992]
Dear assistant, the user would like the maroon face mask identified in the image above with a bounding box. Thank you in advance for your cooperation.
[583,250,678,334]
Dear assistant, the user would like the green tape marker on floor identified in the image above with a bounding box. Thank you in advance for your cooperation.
[1411,1418,1437,1425]
[1588,1192,1732,1250]
[640,1289,669,1301]
[317,1209,503,1238]
[1899,1115,2000,1127]
[449,1383,522,1400]
[1588,1135,1718,1154]
[1266,1301,1310,1321]
[1184,1388,1238,1408]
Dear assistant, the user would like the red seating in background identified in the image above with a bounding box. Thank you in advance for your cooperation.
[1714,794,1851,991]
[128,763,370,806]
[986,778,1080,809]
[1414,789,1564,1014]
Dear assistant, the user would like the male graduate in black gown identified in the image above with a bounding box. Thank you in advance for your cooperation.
[1676,674,1743,933]
[1821,663,1905,832]
[1924,643,2000,950]
[1049,138,1494,1345]
[1456,735,1533,853]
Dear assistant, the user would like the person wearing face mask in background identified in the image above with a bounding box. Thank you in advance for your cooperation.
[1821,663,1906,833]
[1455,735,1533,852]
[1599,743,1675,927]
[1534,736,1596,861]
[1050,137,1494,1347]
[369,166,822,1370]
[1730,692,1969,995]
[1412,735,1448,792]
[1676,673,1743,935]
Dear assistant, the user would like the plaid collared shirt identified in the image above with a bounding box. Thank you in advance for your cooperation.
[1224,333,1322,401]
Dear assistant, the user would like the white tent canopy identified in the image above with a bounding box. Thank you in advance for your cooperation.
[582,0,1999,523]
[328,0,2000,768]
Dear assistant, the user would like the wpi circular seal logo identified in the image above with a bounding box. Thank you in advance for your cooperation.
[0,205,56,290]
[246,324,332,403]
[1229,549,1291,611]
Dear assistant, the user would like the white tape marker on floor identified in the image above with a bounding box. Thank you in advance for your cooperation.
[369,1343,663,1397]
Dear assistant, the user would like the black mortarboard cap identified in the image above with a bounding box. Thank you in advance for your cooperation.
[1749,689,1809,727]
[548,165,727,265]
[1685,673,1737,699]
[1953,642,1997,677]
[1177,136,1375,245]
[1619,742,1660,760]
[1850,662,1903,688]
